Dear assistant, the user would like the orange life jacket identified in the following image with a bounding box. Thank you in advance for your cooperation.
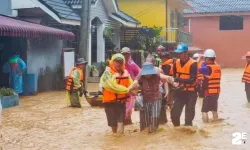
[160,59,174,76]
[102,67,130,103]
[242,64,250,83]
[176,58,197,91]
[197,61,204,81]
[65,67,84,91]
[207,64,221,94]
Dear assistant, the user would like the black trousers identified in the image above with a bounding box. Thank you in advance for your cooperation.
[197,85,205,98]
[245,83,250,103]
[171,91,197,126]
[159,98,167,124]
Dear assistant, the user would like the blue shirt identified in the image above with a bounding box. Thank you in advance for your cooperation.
[198,62,211,76]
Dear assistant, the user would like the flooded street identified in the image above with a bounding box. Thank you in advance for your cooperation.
[1,69,250,150]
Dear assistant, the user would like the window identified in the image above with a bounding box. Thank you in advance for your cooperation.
[219,16,243,30]
[183,19,188,26]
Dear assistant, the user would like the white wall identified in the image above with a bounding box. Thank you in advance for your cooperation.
[27,39,62,74]
[11,0,37,9]
[0,0,12,16]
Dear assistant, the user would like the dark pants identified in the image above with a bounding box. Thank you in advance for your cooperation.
[245,83,250,103]
[104,103,126,127]
[159,99,167,124]
[171,92,197,126]
[197,85,205,98]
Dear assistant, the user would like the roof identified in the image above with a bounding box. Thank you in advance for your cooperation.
[64,0,97,5]
[184,0,250,14]
[63,0,140,24]
[0,15,74,40]
[112,11,140,24]
[39,0,80,20]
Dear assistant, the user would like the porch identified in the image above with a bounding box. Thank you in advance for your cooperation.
[162,28,193,45]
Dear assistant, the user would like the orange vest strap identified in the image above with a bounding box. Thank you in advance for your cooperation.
[242,64,250,83]
[102,67,130,103]
[175,58,197,91]
[207,64,221,94]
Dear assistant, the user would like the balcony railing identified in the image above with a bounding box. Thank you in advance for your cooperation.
[161,28,193,45]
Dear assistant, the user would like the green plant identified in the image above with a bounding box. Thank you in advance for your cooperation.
[103,25,114,40]
[91,65,98,72]
[0,88,15,96]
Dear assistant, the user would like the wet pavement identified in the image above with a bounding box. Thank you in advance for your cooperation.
[0,69,250,150]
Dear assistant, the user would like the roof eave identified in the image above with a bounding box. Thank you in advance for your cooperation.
[180,0,195,11]
[184,11,250,17]
[109,14,140,27]
[61,19,80,25]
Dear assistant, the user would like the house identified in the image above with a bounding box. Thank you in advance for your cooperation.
[184,0,250,68]
[0,0,75,92]
[117,0,193,50]
[63,0,140,63]
[11,0,139,65]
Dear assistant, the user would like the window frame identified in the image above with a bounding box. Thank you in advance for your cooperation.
[219,15,244,31]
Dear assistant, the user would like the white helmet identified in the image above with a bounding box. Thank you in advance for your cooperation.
[192,53,200,58]
[204,49,216,58]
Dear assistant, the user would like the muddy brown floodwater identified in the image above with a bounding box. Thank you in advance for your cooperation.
[0,69,250,150]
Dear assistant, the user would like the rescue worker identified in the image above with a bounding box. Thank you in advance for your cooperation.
[193,53,205,98]
[171,43,198,126]
[65,58,87,108]
[199,49,221,123]
[100,53,133,135]
[159,52,174,124]
[242,51,250,103]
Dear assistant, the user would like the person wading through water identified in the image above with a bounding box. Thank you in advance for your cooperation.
[65,58,87,108]
[171,44,198,126]
[159,52,174,124]
[121,47,140,125]
[242,51,250,104]
[100,53,133,135]
[129,62,180,133]
[199,49,221,123]
[193,53,205,98]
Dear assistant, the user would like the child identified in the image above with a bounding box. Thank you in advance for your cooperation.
[199,49,221,123]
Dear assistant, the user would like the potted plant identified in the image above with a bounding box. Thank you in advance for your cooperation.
[0,88,19,108]
[91,65,99,77]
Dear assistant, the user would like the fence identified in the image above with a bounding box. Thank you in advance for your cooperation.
[161,28,192,45]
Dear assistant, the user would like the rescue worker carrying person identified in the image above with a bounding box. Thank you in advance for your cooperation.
[100,53,133,136]
[193,53,205,98]
[242,51,250,103]
[198,49,221,123]
[171,43,198,127]
[65,58,87,108]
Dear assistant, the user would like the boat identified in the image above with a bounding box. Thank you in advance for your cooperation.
[85,92,103,107]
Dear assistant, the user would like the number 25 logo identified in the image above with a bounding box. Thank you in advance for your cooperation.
[232,132,247,145]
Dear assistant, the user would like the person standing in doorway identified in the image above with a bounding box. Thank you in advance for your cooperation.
[3,54,27,94]
[65,58,87,108]
[121,47,140,125]
[242,51,250,104]
[171,44,198,126]
[100,53,133,135]
[199,49,221,122]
